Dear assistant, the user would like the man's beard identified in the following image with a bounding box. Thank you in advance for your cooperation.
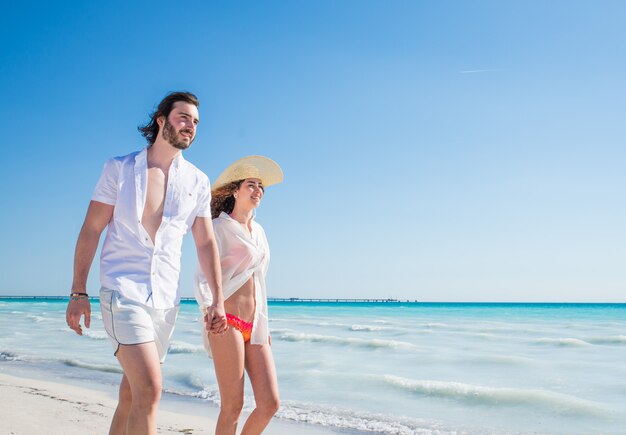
[162,119,193,150]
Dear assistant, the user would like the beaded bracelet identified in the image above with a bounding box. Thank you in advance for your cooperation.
[70,292,89,301]
[70,295,89,301]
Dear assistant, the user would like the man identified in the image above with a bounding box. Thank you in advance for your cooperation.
[66,91,226,435]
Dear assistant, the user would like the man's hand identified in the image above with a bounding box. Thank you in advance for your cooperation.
[67,200,112,336]
[204,303,227,335]
[192,216,226,336]
[66,298,91,336]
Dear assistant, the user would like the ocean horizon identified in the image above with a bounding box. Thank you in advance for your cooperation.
[2,297,626,434]
[2,295,625,304]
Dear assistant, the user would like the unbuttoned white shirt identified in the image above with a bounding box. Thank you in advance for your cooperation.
[195,212,271,348]
[92,148,211,309]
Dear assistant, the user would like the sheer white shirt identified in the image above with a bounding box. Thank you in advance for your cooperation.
[195,212,271,347]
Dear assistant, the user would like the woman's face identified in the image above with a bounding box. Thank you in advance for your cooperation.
[235,178,264,209]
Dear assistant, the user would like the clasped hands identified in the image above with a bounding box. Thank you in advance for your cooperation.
[204,304,228,335]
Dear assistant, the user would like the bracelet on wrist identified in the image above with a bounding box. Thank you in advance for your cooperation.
[70,292,89,301]
[70,296,89,301]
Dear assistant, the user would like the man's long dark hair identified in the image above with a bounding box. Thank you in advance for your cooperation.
[138,91,199,145]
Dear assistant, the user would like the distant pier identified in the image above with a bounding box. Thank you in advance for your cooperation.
[268,298,418,303]
[0,296,419,303]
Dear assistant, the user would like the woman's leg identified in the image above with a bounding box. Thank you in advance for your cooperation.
[209,327,246,435]
[240,343,280,435]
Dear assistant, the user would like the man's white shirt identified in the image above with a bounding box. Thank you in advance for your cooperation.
[92,148,211,309]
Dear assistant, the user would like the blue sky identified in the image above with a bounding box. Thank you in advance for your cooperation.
[1,1,624,301]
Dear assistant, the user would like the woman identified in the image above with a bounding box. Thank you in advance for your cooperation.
[195,155,283,435]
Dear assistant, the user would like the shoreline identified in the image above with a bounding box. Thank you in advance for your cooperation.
[0,366,342,435]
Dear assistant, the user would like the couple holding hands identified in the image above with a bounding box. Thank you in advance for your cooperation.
[66,91,282,435]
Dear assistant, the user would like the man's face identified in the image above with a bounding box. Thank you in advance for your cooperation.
[160,101,199,150]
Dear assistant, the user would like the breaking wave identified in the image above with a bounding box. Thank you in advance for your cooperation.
[276,332,417,350]
[168,341,205,354]
[62,358,123,374]
[383,375,608,416]
[533,337,590,347]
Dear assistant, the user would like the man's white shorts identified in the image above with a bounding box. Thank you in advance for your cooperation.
[100,288,179,363]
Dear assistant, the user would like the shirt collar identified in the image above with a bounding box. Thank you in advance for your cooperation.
[219,211,255,223]
[135,147,148,166]
[219,211,234,222]
[172,151,184,170]
[134,147,185,170]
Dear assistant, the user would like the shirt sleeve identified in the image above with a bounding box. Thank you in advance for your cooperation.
[91,158,118,205]
[194,217,223,308]
[259,224,271,275]
[210,218,224,253]
[195,176,212,218]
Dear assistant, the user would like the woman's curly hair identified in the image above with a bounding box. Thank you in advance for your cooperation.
[211,180,244,219]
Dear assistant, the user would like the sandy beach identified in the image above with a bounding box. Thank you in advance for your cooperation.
[0,371,339,435]
[0,372,214,435]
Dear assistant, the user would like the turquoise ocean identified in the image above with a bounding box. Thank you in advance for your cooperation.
[1,298,625,434]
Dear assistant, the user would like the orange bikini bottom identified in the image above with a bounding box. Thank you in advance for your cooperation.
[226,313,253,343]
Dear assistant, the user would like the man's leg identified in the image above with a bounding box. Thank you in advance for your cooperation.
[109,374,132,435]
[115,342,162,435]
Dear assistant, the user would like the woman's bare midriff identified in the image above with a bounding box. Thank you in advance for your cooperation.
[224,276,256,323]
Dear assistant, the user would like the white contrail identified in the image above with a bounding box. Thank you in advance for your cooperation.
[460,68,504,74]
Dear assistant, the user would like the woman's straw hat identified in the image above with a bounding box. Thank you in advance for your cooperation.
[212,155,284,191]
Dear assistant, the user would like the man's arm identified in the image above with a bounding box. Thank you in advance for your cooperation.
[192,216,227,334]
[65,201,114,335]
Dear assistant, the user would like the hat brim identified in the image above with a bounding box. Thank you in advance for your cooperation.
[212,155,284,192]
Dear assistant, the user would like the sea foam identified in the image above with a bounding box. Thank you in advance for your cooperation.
[0,350,20,361]
[588,335,626,345]
[351,324,385,331]
[467,354,537,366]
[533,337,591,347]
[168,341,205,354]
[276,399,457,435]
[62,358,123,374]
[83,330,108,340]
[26,315,48,323]
[383,375,608,416]
[277,332,417,350]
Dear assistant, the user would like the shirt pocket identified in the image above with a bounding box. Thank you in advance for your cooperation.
[169,185,200,222]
